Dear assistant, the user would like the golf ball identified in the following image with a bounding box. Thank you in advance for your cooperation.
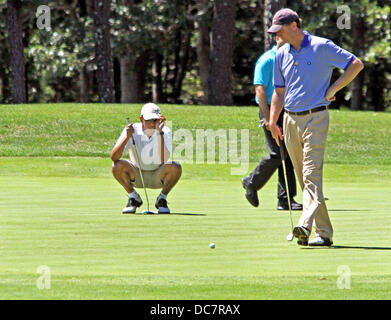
[209,243,215,249]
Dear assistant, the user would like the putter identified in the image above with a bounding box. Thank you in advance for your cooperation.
[127,118,156,215]
[279,138,294,241]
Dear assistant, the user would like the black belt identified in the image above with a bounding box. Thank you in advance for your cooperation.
[285,106,328,116]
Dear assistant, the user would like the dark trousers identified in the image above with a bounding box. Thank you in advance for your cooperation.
[248,110,297,200]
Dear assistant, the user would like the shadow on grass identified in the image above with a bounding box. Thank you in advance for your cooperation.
[303,245,391,250]
[328,209,372,212]
[171,212,206,216]
[135,212,206,216]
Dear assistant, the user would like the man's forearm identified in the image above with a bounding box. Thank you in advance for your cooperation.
[268,89,285,145]
[255,85,270,122]
[111,136,129,162]
[269,90,284,125]
[158,134,170,163]
[330,58,364,94]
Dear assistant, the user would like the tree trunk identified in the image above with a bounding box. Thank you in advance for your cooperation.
[207,0,238,106]
[120,53,147,103]
[196,0,210,104]
[263,0,286,51]
[152,53,164,103]
[367,61,386,112]
[93,0,115,103]
[7,0,27,104]
[79,66,90,103]
[113,57,121,102]
[86,0,94,16]
[172,30,191,103]
[350,15,365,110]
[0,78,3,101]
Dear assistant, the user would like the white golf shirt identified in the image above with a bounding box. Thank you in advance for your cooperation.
[115,123,172,171]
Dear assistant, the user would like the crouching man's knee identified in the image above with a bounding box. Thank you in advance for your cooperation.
[171,161,182,178]
[112,160,127,177]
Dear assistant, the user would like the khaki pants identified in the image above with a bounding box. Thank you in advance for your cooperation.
[284,109,333,240]
[129,163,164,189]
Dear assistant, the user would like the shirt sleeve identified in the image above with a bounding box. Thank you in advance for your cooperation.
[253,57,273,87]
[323,40,356,70]
[273,51,285,88]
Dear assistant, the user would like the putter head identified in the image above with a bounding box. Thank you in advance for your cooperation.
[286,232,294,241]
[142,210,157,215]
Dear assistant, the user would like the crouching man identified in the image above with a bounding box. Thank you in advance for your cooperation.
[111,103,182,214]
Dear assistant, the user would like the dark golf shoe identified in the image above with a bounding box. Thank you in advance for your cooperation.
[241,177,259,207]
[293,226,310,246]
[309,237,333,247]
[155,198,170,214]
[122,196,143,214]
[297,239,308,246]
[277,199,303,211]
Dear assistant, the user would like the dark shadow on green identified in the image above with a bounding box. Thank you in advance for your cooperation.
[303,245,391,250]
[170,212,206,216]
[331,245,391,250]
[135,212,206,216]
[328,209,372,212]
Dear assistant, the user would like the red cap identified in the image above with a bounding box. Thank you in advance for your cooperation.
[267,8,300,33]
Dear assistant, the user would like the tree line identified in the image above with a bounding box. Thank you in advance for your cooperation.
[1,0,390,110]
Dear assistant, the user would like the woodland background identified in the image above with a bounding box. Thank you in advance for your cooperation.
[1,0,390,110]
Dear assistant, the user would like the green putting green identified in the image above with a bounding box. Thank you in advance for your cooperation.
[0,159,390,299]
[0,104,390,299]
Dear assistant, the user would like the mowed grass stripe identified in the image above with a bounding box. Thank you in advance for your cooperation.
[1,168,391,299]
[1,104,390,164]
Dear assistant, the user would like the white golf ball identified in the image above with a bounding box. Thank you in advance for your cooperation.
[209,243,215,249]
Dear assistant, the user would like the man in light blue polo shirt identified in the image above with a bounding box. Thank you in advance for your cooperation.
[242,36,302,211]
[268,8,364,246]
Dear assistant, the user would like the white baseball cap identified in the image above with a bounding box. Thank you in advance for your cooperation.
[140,103,161,120]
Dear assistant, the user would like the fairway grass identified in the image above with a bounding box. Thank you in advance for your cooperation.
[1,158,391,300]
[1,104,390,300]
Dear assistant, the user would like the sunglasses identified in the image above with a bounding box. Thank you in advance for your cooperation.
[145,119,158,123]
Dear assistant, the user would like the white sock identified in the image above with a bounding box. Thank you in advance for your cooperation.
[129,191,139,199]
[158,192,167,200]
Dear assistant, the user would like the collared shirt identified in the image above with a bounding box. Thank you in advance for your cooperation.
[114,123,172,171]
[253,45,277,105]
[273,31,356,112]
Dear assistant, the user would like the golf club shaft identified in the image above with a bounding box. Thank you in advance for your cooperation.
[127,118,150,211]
[279,139,294,231]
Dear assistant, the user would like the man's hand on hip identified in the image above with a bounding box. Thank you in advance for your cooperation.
[325,86,337,102]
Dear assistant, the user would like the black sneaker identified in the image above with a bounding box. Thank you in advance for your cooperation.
[277,198,303,211]
[292,226,310,246]
[297,239,309,246]
[241,177,259,207]
[122,196,143,214]
[155,197,170,214]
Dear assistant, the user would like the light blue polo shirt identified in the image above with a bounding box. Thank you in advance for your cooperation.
[273,31,356,112]
[253,46,277,105]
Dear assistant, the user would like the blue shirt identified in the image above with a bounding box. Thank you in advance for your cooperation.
[273,32,356,112]
[253,46,277,105]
